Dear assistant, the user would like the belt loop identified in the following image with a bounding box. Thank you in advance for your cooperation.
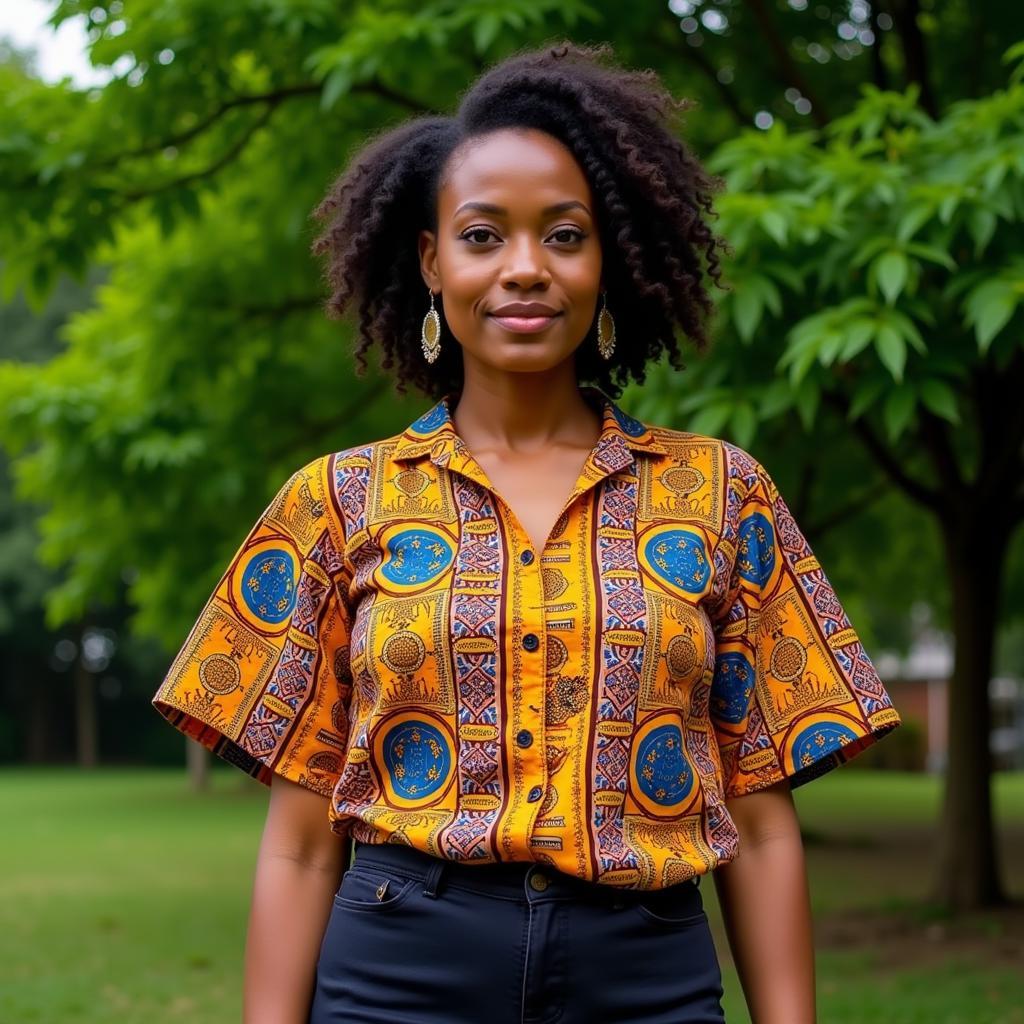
[422,858,446,899]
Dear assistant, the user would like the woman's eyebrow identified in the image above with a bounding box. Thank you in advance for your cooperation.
[453,200,592,217]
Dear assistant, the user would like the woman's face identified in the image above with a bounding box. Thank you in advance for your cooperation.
[418,127,602,378]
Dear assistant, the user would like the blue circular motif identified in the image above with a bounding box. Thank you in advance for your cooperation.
[611,403,647,437]
[711,652,754,724]
[791,721,858,773]
[635,723,694,806]
[643,529,711,594]
[382,720,451,800]
[409,401,449,435]
[737,512,775,587]
[381,528,454,586]
[241,549,297,624]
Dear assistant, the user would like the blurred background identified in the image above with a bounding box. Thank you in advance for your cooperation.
[1,1,1022,1022]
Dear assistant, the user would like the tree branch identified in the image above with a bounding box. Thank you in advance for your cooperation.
[95,84,323,167]
[10,79,430,192]
[265,376,393,463]
[742,0,830,126]
[651,37,749,128]
[869,6,891,90]
[918,408,965,494]
[881,0,939,117]
[822,390,943,512]
[807,478,891,539]
[119,105,277,200]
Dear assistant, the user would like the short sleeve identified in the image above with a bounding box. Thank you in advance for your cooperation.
[152,455,353,797]
[708,447,902,799]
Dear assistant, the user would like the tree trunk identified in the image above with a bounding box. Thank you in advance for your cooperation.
[73,647,98,768]
[26,668,52,762]
[187,738,210,792]
[933,514,1008,910]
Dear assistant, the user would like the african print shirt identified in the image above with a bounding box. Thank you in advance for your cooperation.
[152,387,901,890]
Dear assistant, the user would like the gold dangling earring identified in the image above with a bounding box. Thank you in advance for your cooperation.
[597,289,616,360]
[421,288,441,364]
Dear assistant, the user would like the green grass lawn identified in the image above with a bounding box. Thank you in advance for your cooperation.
[2,767,1022,1023]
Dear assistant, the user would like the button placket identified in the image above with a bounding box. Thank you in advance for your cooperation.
[513,532,549,854]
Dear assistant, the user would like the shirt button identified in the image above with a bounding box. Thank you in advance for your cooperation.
[520,549,535,566]
[516,729,533,748]
[527,785,544,802]
[529,872,549,892]
[522,633,539,652]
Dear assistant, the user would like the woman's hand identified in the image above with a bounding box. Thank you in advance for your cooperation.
[712,779,817,1024]
[243,777,351,1024]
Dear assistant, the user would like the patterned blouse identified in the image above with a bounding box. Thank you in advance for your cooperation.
[152,387,901,890]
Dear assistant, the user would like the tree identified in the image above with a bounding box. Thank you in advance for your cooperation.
[627,50,1024,910]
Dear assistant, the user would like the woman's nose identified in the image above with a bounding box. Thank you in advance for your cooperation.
[498,235,551,288]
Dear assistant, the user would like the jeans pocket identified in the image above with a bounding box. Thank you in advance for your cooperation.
[333,865,418,914]
[629,878,706,928]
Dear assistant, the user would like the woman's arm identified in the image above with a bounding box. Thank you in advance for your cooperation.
[711,779,817,1024]
[243,776,351,1024]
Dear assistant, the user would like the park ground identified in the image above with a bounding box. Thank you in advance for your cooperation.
[1,768,1022,1023]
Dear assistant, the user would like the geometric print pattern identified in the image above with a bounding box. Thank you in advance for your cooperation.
[152,387,901,890]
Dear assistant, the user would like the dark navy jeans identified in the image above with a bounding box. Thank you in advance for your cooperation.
[309,840,726,1024]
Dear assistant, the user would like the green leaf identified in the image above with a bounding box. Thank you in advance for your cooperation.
[896,203,932,243]
[848,376,887,420]
[885,310,927,354]
[473,13,501,53]
[758,380,793,418]
[688,403,733,437]
[968,208,997,255]
[875,250,908,304]
[794,378,820,431]
[884,384,917,441]
[919,379,961,423]
[730,403,758,448]
[321,66,353,111]
[732,285,763,343]
[875,324,907,381]
[963,279,1018,351]
[839,319,876,360]
[763,262,804,292]
[759,209,788,245]
[904,242,956,271]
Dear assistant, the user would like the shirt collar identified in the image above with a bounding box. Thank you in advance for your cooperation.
[392,386,668,470]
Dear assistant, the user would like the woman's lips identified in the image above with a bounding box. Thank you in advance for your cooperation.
[488,313,562,333]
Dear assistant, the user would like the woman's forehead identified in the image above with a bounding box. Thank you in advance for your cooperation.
[438,129,593,213]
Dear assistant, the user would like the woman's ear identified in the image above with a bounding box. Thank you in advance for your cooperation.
[418,230,440,292]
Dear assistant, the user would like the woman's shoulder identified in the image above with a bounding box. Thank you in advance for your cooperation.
[641,421,769,487]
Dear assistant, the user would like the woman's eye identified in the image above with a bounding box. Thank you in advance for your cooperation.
[462,228,498,245]
[549,227,586,244]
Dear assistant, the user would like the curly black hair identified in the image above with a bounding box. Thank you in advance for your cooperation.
[310,40,731,400]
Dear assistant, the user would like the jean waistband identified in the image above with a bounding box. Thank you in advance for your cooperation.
[350,840,700,903]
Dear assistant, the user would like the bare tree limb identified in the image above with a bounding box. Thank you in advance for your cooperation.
[807,479,891,539]
[266,375,393,462]
[742,0,830,126]
[881,0,939,117]
[823,390,943,512]
[918,408,965,494]
[869,6,891,90]
[651,37,749,128]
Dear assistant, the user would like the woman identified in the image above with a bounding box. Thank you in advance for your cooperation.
[153,42,901,1024]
